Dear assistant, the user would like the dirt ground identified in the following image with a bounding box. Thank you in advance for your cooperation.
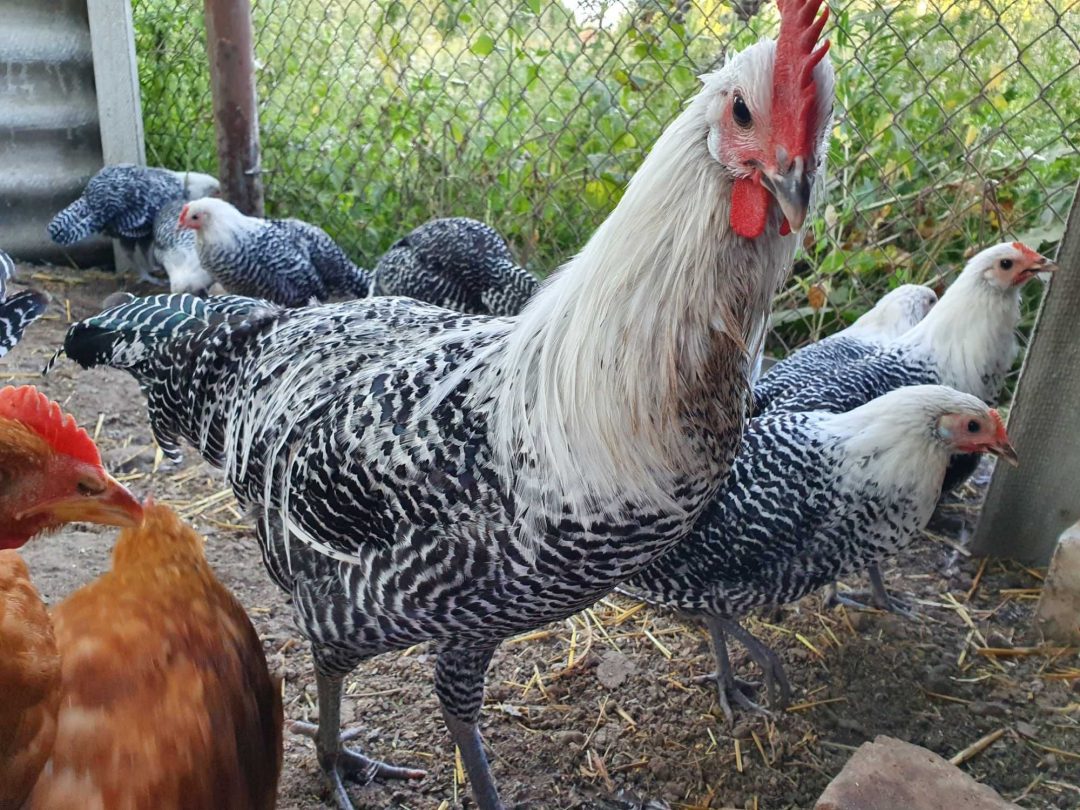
[5,264,1079,810]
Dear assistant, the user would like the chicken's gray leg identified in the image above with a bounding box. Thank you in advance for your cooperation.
[436,646,504,810]
[830,564,917,617]
[718,616,791,709]
[291,670,425,810]
[703,616,771,723]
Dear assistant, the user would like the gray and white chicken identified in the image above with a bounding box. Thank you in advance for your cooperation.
[372,218,540,316]
[0,250,48,359]
[152,199,214,295]
[622,385,1017,721]
[47,164,219,283]
[178,198,371,306]
[753,283,937,413]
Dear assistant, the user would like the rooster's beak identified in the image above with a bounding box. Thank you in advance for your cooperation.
[760,155,811,232]
[18,474,144,528]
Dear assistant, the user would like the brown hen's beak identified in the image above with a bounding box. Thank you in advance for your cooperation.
[760,155,811,232]
[21,474,144,528]
[988,440,1019,468]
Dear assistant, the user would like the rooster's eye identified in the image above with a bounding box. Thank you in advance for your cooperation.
[732,94,752,128]
[967,420,980,433]
[999,259,1013,270]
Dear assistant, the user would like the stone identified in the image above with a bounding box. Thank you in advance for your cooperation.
[595,650,636,689]
[1035,523,1080,643]
[815,735,1020,810]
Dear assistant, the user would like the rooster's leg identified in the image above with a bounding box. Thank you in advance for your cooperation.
[704,616,771,723]
[436,646,504,810]
[829,564,918,618]
[291,670,425,810]
[718,616,791,709]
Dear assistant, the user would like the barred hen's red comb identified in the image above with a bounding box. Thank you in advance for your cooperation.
[0,385,101,466]
[774,0,831,161]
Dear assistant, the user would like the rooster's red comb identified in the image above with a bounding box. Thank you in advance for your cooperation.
[0,385,101,466]
[773,0,831,161]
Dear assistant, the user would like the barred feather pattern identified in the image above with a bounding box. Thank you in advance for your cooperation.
[58,293,731,689]
[47,165,212,245]
[372,218,540,316]
[0,251,48,358]
[198,218,371,306]
[623,387,968,619]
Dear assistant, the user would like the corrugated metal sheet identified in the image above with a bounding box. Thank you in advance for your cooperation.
[0,0,110,264]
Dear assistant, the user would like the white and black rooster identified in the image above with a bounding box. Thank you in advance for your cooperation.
[51,3,834,807]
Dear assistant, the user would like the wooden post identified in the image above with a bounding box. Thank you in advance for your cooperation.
[972,182,1080,564]
[204,0,264,216]
[87,0,145,271]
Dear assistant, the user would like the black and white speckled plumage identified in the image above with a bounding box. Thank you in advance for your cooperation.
[182,199,371,307]
[753,284,937,414]
[372,218,540,316]
[0,250,48,358]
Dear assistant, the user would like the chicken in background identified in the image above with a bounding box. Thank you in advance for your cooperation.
[753,283,937,413]
[152,198,216,295]
[26,501,283,810]
[0,250,49,359]
[47,164,220,285]
[622,385,1018,721]
[759,241,1056,611]
[0,385,143,809]
[179,197,372,306]
[372,217,540,316]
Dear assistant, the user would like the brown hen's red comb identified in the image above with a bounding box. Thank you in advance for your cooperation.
[774,0,831,161]
[0,385,101,466]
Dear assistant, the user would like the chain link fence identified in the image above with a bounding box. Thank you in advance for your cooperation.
[132,0,1079,359]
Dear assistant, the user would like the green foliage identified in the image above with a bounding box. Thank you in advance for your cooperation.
[133,0,1077,358]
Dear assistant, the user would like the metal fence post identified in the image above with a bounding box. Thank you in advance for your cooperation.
[203,0,263,216]
[972,181,1080,564]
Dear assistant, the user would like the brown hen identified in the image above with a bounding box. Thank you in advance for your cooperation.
[26,502,283,809]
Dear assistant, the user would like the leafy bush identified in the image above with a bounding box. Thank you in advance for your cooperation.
[133,0,1078,357]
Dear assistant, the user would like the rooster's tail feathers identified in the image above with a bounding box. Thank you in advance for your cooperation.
[47,198,99,245]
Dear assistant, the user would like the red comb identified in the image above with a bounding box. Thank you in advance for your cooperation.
[1011,241,1043,264]
[774,0,831,161]
[0,386,101,466]
[989,409,1009,442]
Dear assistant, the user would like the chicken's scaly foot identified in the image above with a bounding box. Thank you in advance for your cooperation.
[293,673,425,810]
[704,615,792,724]
[829,564,918,618]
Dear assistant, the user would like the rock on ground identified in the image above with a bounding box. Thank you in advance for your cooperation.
[815,735,1019,810]
[1036,522,1080,643]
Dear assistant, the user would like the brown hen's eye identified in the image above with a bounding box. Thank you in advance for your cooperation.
[732,94,752,128]
[999,259,1013,270]
[967,420,980,433]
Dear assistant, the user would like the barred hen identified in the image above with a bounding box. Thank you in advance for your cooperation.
[179,198,371,306]
[47,164,219,283]
[0,251,48,359]
[373,218,540,316]
[54,4,833,807]
[759,241,1054,610]
[753,283,936,413]
[623,385,1017,721]
[26,502,283,810]
[153,198,214,295]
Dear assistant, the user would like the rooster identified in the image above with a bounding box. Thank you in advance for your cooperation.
[24,502,283,809]
[753,283,937,413]
[0,250,49,359]
[622,385,1017,720]
[0,386,143,809]
[760,241,1055,610]
[53,3,833,806]
[178,198,372,306]
[47,165,220,284]
[372,218,540,316]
